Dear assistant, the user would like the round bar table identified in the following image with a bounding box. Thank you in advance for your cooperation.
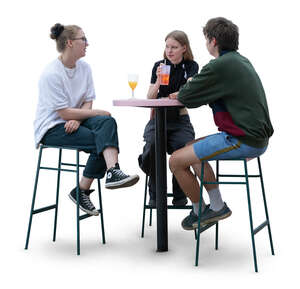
[113,98,184,252]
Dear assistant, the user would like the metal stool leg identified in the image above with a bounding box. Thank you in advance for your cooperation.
[97,178,106,244]
[244,159,258,272]
[215,160,220,250]
[195,161,205,266]
[149,208,153,226]
[25,146,44,249]
[76,150,80,255]
[53,148,62,242]
[141,175,148,238]
[215,222,219,250]
[257,157,275,255]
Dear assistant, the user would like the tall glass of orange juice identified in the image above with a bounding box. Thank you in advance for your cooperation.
[128,74,138,98]
[160,64,170,85]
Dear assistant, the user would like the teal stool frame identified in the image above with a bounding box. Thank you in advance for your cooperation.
[195,157,275,272]
[25,144,106,255]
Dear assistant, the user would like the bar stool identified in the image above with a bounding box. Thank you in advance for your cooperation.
[25,144,106,255]
[195,157,275,272]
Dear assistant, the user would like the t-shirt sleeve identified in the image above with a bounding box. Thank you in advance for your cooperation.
[186,61,199,78]
[39,73,69,111]
[84,65,96,102]
[150,62,159,84]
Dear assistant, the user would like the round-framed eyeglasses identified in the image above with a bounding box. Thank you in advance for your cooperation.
[72,36,88,43]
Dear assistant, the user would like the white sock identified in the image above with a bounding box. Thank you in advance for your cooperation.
[207,187,224,211]
[192,198,206,215]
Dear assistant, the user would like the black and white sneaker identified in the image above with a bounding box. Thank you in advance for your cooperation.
[105,163,139,189]
[69,188,99,216]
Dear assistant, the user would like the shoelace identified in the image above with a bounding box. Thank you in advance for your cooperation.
[80,193,95,210]
[113,169,129,178]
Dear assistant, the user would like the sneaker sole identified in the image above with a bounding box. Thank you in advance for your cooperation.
[181,224,197,231]
[68,194,99,216]
[193,211,232,228]
[105,175,139,189]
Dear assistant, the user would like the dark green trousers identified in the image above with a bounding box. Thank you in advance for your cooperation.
[42,116,119,179]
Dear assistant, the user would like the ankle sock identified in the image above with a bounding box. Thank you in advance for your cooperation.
[207,187,224,211]
[192,198,206,215]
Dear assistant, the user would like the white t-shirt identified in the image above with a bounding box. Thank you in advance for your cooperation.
[34,58,96,148]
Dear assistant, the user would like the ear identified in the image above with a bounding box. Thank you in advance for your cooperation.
[66,39,73,48]
[182,45,187,53]
[212,37,217,47]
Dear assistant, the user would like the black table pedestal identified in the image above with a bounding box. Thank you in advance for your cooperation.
[155,108,168,252]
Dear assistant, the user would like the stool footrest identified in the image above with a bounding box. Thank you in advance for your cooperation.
[79,209,101,221]
[61,162,85,168]
[145,205,193,209]
[203,181,247,185]
[253,220,269,235]
[40,166,77,173]
[218,174,261,178]
[33,204,56,214]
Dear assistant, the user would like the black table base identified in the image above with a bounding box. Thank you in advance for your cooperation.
[155,108,168,252]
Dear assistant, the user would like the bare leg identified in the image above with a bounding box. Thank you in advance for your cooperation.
[192,162,218,191]
[80,176,94,190]
[184,137,218,192]
[169,145,204,203]
[103,147,118,169]
[170,142,225,213]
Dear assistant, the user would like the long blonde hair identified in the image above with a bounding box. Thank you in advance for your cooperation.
[163,30,194,61]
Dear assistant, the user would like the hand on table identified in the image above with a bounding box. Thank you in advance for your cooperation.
[168,92,178,99]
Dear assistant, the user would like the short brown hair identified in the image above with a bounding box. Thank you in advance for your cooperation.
[203,17,239,53]
[163,30,194,61]
[50,23,81,52]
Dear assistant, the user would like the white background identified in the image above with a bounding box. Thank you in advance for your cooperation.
[0,0,299,287]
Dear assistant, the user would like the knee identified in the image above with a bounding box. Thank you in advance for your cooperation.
[169,150,182,173]
[102,115,117,128]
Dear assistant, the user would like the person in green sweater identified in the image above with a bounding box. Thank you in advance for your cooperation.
[169,17,273,230]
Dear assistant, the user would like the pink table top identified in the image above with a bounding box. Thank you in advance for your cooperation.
[113,98,184,108]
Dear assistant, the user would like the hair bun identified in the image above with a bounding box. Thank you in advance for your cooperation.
[50,23,64,40]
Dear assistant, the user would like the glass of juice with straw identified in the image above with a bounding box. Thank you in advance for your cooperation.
[160,64,170,85]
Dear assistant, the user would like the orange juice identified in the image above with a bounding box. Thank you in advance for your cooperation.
[160,74,170,85]
[128,81,137,90]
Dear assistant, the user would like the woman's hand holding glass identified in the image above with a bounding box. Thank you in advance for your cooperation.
[155,65,162,85]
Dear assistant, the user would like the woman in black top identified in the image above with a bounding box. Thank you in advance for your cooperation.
[139,30,198,207]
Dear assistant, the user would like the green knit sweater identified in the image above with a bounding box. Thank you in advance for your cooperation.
[178,51,273,148]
